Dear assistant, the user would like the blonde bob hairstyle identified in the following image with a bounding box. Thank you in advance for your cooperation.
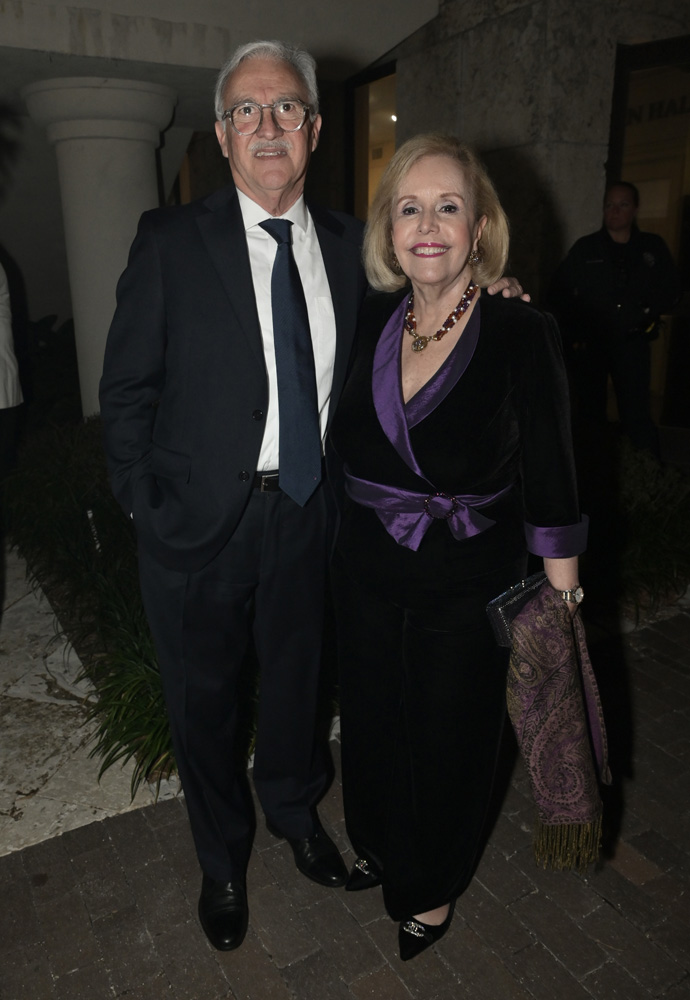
[363,133,510,292]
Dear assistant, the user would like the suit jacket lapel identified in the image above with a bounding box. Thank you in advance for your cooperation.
[196,185,266,371]
[312,207,361,424]
[197,192,362,412]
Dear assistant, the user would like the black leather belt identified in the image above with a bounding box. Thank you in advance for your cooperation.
[253,471,281,492]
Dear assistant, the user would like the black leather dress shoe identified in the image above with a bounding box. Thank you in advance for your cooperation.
[345,857,382,891]
[267,822,348,887]
[198,876,248,951]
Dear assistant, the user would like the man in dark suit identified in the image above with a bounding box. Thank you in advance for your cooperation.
[100,39,524,952]
[100,40,366,952]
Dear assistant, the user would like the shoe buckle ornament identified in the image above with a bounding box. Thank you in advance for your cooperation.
[402,919,426,939]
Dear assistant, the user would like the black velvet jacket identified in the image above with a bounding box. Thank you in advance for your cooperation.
[330,291,582,595]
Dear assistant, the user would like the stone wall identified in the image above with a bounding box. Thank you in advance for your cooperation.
[391,0,690,300]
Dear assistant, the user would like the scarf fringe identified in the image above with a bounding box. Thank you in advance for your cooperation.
[533,815,603,872]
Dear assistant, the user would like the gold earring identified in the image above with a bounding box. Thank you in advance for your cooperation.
[468,242,484,266]
[391,252,403,274]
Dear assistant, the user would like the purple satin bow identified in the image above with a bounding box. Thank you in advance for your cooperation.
[344,472,510,551]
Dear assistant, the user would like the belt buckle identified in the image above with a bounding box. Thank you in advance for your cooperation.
[258,473,278,492]
[424,491,458,520]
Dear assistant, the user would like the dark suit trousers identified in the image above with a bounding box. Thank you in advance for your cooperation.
[137,486,331,883]
[573,334,659,454]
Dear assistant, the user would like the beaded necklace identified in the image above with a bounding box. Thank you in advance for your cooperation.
[404,280,478,352]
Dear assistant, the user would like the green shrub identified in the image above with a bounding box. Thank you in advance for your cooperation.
[616,440,690,611]
[579,433,690,616]
[2,417,174,796]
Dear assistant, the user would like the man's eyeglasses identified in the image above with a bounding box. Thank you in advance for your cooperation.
[221,100,312,135]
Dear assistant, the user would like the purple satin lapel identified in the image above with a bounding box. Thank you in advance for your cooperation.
[372,297,482,477]
[406,303,481,428]
[372,296,423,477]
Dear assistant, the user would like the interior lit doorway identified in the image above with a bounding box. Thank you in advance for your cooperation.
[609,37,690,431]
[352,70,397,221]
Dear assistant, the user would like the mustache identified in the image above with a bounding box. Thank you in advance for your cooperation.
[248,139,292,153]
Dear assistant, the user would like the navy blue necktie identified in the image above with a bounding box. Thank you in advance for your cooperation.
[259,218,322,505]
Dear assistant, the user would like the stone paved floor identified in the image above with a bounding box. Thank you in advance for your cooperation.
[1,547,689,998]
[0,547,178,857]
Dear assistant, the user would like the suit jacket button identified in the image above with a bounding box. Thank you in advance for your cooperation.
[238,470,250,482]
[252,409,264,420]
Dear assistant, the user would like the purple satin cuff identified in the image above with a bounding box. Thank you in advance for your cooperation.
[524,515,589,557]
[345,472,510,551]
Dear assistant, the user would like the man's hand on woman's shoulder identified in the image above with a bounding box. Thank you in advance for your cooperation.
[486,276,530,302]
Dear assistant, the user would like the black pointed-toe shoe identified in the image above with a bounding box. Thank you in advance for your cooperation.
[345,857,382,891]
[267,821,348,887]
[198,876,249,951]
[398,901,456,961]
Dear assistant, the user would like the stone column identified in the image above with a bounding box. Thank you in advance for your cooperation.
[22,78,177,416]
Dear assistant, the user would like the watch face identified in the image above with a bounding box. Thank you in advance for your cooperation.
[563,586,584,603]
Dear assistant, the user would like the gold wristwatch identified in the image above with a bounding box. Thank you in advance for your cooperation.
[560,586,584,604]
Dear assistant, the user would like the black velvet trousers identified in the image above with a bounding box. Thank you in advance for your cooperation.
[332,552,521,920]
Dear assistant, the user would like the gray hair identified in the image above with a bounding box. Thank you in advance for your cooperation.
[214,40,320,120]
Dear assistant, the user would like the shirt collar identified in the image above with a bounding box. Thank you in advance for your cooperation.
[237,189,309,234]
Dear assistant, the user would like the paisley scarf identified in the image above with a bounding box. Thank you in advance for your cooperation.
[507,583,612,870]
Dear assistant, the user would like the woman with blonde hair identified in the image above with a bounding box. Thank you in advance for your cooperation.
[330,133,587,960]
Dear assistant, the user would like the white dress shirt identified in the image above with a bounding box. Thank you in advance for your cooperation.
[237,190,337,472]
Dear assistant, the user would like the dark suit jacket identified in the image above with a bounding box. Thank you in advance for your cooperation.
[99,184,367,572]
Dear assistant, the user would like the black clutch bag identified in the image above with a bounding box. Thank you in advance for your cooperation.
[486,571,547,647]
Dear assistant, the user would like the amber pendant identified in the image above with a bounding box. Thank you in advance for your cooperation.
[412,337,429,352]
